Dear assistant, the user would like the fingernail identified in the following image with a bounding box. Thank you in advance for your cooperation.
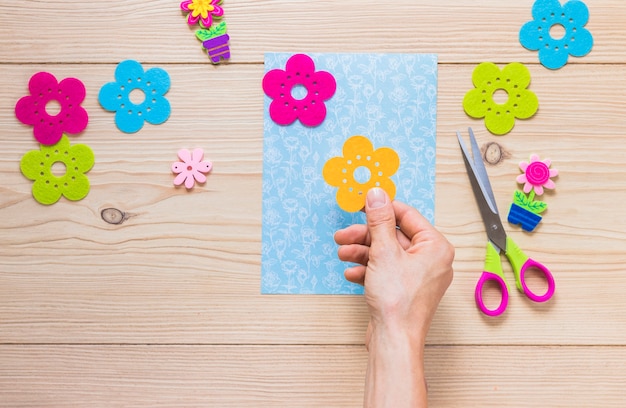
[367,187,387,209]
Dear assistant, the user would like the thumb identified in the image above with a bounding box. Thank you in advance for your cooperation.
[365,188,397,247]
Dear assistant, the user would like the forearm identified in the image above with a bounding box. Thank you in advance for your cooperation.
[364,327,428,408]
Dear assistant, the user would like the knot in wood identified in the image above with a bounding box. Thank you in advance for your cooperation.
[482,142,509,165]
[101,208,126,225]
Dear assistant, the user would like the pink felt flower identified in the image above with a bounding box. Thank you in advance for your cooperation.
[180,0,224,28]
[171,148,213,189]
[15,72,88,145]
[262,54,336,127]
[516,154,558,195]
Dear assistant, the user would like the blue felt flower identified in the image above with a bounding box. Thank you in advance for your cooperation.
[519,0,593,70]
[99,60,171,133]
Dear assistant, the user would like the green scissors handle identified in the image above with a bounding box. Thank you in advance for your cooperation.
[476,238,556,316]
[505,237,555,303]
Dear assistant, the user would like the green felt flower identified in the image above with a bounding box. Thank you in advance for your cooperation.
[20,134,95,205]
[463,62,539,136]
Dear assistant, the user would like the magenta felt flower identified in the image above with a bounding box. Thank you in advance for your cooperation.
[171,148,213,189]
[180,0,224,28]
[15,72,88,145]
[262,54,336,127]
[516,154,558,195]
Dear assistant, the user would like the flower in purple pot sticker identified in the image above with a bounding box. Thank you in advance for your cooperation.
[262,53,336,127]
[196,21,230,64]
[15,72,88,145]
[180,0,224,28]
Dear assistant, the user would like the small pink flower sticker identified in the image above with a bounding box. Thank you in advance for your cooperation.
[171,148,213,189]
[516,154,558,195]
[15,72,88,145]
[180,0,224,28]
[262,54,336,127]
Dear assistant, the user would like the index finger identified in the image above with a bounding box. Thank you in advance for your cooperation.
[392,200,438,240]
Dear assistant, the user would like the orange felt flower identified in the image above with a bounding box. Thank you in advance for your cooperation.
[323,135,400,212]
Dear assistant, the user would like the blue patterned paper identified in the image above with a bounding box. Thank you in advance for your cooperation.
[261,53,438,294]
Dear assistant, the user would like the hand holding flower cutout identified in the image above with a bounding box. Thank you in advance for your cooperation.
[172,148,213,189]
[323,136,399,212]
[463,62,538,136]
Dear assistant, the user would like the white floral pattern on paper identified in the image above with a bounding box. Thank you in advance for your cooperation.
[262,53,438,294]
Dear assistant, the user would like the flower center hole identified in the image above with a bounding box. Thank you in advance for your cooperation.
[492,89,509,105]
[549,23,566,40]
[290,84,308,100]
[353,166,371,185]
[51,161,66,177]
[129,88,146,105]
[45,99,62,116]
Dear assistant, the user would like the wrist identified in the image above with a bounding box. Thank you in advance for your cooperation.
[370,322,425,354]
[370,314,429,348]
[365,321,428,407]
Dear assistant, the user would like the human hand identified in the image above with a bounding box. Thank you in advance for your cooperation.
[334,188,454,407]
[334,187,454,345]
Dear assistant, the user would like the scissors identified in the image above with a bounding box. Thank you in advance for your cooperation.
[457,128,556,316]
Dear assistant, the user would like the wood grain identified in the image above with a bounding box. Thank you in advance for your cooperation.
[2,64,626,345]
[0,1,625,64]
[1,0,625,405]
[1,345,625,407]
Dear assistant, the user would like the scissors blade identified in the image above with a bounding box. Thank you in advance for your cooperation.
[457,128,508,252]
[467,128,498,211]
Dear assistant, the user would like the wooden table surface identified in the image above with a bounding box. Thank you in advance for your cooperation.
[1,1,626,406]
